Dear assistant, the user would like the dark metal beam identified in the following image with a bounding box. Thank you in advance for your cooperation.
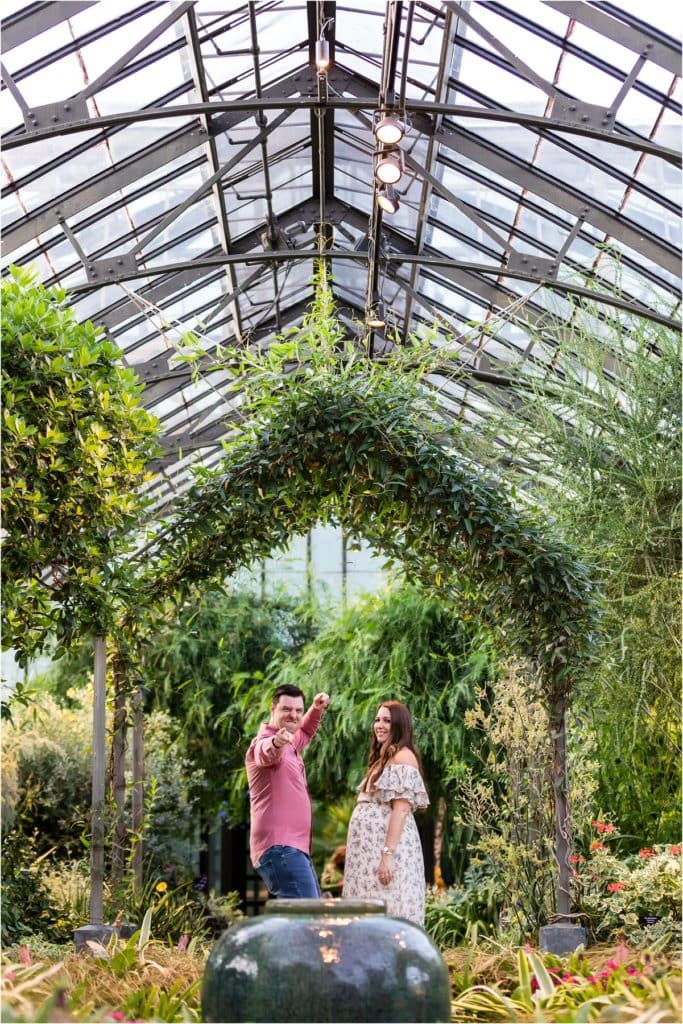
[4,91,677,164]
[434,122,681,278]
[1,2,97,52]
[61,247,680,330]
[2,68,320,252]
[546,1,682,75]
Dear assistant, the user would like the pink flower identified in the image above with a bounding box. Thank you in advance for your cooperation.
[570,855,585,864]
[614,941,629,964]
[668,845,681,856]
[638,847,656,859]
[111,1014,125,1022]
[18,946,31,965]
[607,882,626,892]
[176,933,190,952]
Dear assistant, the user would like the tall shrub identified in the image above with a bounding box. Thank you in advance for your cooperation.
[1,265,159,667]
[461,290,681,846]
[459,659,600,935]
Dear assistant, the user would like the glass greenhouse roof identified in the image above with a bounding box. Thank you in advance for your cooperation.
[2,1,681,512]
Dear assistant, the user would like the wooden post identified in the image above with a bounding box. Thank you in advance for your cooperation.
[131,685,145,890]
[551,687,571,919]
[110,650,128,885]
[90,635,107,926]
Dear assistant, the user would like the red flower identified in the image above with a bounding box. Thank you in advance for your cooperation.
[590,841,607,851]
[570,855,585,863]
[592,820,616,835]
[638,847,656,859]
[607,881,626,892]
[668,845,681,856]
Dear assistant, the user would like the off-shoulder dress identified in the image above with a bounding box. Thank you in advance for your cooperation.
[342,763,429,925]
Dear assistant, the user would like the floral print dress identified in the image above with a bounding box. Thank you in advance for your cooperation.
[342,763,429,926]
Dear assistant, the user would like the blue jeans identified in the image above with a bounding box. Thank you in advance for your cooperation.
[257,845,321,898]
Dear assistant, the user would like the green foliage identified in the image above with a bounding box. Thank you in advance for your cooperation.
[1,265,159,665]
[2,694,92,859]
[425,865,502,948]
[40,860,92,941]
[136,710,207,880]
[457,284,681,846]
[3,689,208,920]
[1,926,205,1023]
[138,587,321,818]
[107,877,210,945]
[571,829,682,945]
[449,943,681,1022]
[457,659,599,934]
[0,831,63,945]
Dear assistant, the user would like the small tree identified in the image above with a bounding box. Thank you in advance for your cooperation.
[1,266,159,666]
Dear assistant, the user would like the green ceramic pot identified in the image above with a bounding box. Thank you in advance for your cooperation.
[201,897,451,1023]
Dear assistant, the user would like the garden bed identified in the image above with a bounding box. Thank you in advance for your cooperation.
[2,936,680,1023]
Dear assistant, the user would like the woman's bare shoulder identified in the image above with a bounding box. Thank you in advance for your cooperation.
[387,748,419,768]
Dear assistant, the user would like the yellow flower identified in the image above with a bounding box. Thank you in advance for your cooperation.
[155,881,168,893]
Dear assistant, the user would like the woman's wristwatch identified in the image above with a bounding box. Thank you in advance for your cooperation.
[381,846,394,856]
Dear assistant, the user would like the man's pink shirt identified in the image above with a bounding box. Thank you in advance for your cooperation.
[245,705,323,867]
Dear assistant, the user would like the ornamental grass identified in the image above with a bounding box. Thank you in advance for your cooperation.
[3,935,680,1023]
[1,938,204,1023]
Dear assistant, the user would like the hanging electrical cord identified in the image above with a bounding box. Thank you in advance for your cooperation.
[366,3,404,355]
[315,10,334,269]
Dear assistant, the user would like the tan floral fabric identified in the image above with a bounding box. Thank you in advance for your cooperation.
[342,763,429,926]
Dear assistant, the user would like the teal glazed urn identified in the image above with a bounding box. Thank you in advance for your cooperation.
[201,898,451,1023]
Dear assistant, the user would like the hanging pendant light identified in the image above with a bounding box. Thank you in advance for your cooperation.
[374,112,405,146]
[377,184,400,214]
[374,147,404,185]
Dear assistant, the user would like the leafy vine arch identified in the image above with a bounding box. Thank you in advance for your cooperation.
[131,364,597,919]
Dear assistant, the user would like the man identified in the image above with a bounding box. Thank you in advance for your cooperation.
[246,683,330,898]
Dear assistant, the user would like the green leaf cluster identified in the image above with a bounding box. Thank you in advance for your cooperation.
[1,265,160,663]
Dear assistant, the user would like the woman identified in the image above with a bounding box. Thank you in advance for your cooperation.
[342,701,429,925]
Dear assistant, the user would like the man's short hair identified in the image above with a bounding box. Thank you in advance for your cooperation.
[272,683,305,704]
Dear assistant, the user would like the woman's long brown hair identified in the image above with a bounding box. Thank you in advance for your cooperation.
[361,701,424,791]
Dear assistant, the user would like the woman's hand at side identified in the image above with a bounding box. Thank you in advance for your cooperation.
[377,851,393,885]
